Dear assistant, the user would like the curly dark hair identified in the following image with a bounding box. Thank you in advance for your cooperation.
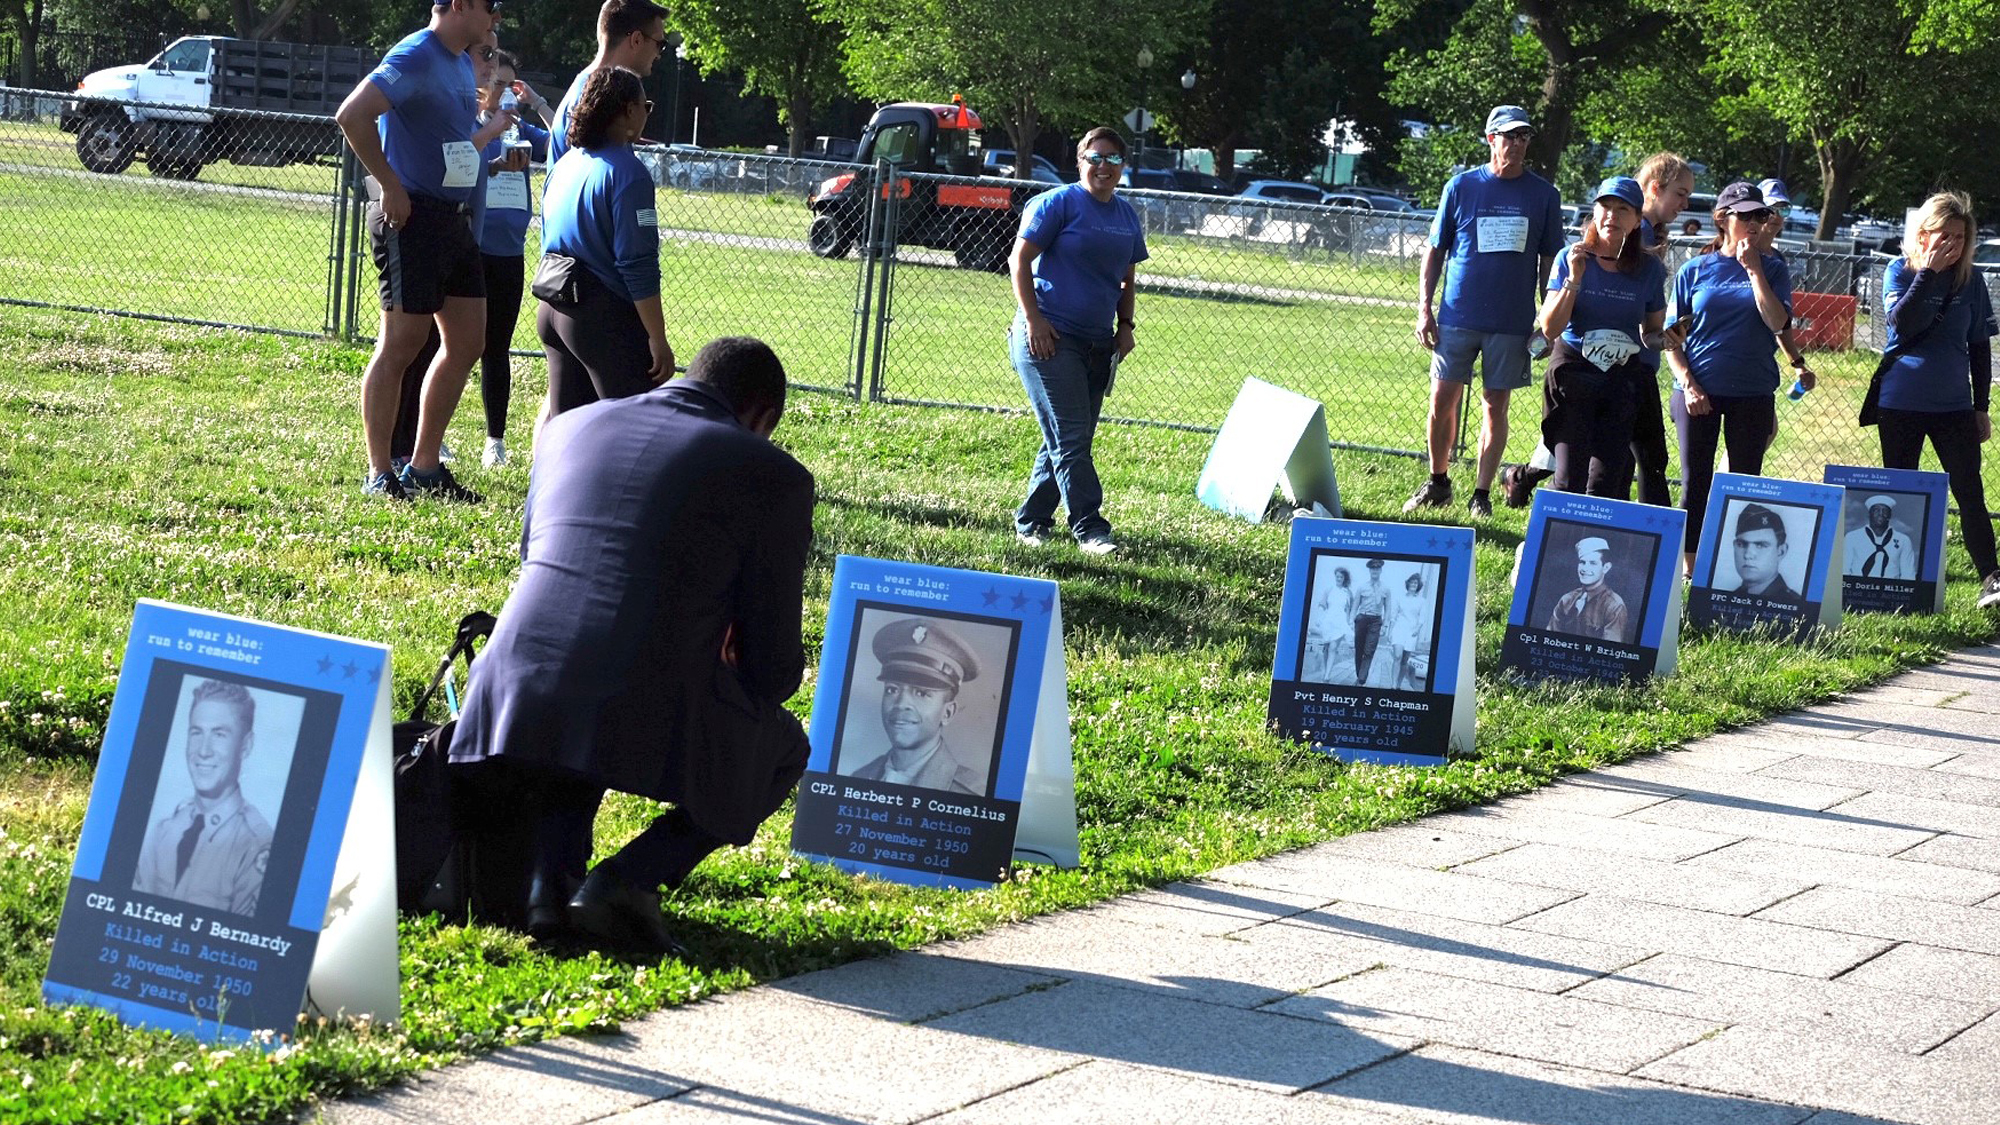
[568,66,645,150]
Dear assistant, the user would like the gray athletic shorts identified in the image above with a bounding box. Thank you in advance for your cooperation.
[1429,326,1532,391]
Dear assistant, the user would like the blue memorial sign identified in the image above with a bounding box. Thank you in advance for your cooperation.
[1689,472,1845,638]
[1195,377,1342,523]
[791,556,1076,890]
[1825,464,1949,615]
[43,601,392,1042]
[1267,518,1476,765]
[1501,492,1686,683]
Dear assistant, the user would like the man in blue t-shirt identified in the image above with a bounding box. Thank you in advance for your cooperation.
[336,0,508,503]
[1407,104,1565,519]
[549,0,669,165]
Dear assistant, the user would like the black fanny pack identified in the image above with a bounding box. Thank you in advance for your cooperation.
[531,253,585,306]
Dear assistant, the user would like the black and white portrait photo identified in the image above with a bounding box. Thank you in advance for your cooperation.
[1709,497,1821,604]
[1841,490,1926,581]
[831,607,1018,798]
[1525,521,1660,645]
[131,675,303,915]
[1297,553,1443,693]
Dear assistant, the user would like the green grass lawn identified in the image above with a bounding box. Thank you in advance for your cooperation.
[0,304,1994,1123]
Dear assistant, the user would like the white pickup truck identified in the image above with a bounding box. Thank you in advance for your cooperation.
[60,35,375,180]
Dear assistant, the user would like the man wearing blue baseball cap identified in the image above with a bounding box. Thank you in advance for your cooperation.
[1407,104,1566,519]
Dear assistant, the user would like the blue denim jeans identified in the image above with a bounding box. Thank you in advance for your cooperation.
[1012,322,1114,540]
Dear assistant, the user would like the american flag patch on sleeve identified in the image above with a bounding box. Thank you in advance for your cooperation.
[636,208,658,227]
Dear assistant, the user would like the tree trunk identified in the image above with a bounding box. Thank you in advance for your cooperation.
[786,86,810,157]
[1813,133,1864,242]
[250,0,305,41]
[1006,99,1040,175]
[1521,6,1577,179]
[18,0,42,89]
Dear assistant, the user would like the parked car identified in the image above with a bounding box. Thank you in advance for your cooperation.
[639,143,725,191]
[1974,239,2000,282]
[1323,191,1418,214]
[1169,169,1234,195]
[980,148,1063,184]
[1236,179,1326,204]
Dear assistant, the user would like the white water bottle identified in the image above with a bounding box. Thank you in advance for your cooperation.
[499,88,522,147]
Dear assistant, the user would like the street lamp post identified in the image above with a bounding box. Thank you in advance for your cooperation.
[1179,68,1196,171]
[668,42,688,146]
[1134,44,1153,161]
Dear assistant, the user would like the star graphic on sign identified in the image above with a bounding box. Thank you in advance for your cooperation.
[1038,595,1054,614]
[982,587,1001,607]
[1009,591,1030,610]
[366,665,381,684]
[1427,536,1439,549]
[340,661,358,679]
[316,654,334,675]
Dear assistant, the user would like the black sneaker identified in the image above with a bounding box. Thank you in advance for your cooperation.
[363,470,411,501]
[399,462,484,503]
[1467,492,1494,519]
[1403,476,1453,513]
[1979,570,2000,610]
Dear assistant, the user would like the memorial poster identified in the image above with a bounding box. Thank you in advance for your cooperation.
[791,556,1076,890]
[1825,464,1949,615]
[43,601,397,1042]
[1689,472,1844,638]
[1195,377,1341,523]
[1267,518,1475,765]
[1501,492,1685,682]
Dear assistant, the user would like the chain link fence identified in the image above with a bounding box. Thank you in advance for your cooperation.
[2,93,1990,510]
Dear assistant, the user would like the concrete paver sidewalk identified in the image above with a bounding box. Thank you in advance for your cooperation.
[320,646,2000,1125]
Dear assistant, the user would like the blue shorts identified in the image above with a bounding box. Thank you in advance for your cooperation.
[1429,326,1532,391]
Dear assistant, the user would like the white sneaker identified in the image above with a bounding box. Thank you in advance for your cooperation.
[483,436,508,468]
[438,441,457,464]
[1979,570,2000,610]
[1078,535,1119,556]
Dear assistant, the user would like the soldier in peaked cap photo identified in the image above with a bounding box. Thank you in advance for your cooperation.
[1545,536,1632,642]
[842,616,992,796]
[1843,494,1917,581]
[1726,502,1804,603]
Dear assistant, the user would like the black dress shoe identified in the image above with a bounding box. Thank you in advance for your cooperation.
[567,867,687,959]
[525,869,578,942]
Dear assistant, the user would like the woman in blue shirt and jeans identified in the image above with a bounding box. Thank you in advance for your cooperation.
[1876,191,2000,607]
[1664,180,1798,571]
[536,66,674,422]
[1008,126,1147,556]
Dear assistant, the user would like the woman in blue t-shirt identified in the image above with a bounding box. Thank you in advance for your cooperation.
[1875,191,2000,608]
[1535,177,1679,496]
[474,49,552,467]
[536,66,673,424]
[1664,180,1795,568]
[1007,126,1148,556]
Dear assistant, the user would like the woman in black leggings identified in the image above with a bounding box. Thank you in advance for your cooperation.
[1664,181,1796,573]
[1875,190,2000,607]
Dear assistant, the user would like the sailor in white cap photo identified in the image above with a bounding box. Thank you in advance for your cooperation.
[1843,493,1916,581]
[1545,535,1632,642]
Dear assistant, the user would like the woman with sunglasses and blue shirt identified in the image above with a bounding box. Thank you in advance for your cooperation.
[1664,180,1797,570]
[1008,127,1147,556]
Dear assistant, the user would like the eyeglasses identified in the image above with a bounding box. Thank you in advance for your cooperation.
[1738,208,1773,223]
[644,100,656,113]
[1081,152,1126,166]
[475,46,496,61]
[1494,131,1534,144]
[480,0,502,12]
[644,33,670,52]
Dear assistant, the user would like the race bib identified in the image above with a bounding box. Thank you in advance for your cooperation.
[1476,215,1529,253]
[486,170,529,211]
[440,141,479,189]
[1579,329,1641,372]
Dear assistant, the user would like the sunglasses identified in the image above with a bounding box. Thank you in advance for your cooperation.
[644,33,670,52]
[475,46,496,61]
[481,0,502,12]
[1081,152,1126,167]
[1738,208,1773,223]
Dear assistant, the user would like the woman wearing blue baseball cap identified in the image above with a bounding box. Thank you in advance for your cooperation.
[1664,180,1795,570]
[1533,176,1683,495]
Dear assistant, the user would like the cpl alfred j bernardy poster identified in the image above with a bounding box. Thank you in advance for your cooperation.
[790,556,1077,890]
[43,600,399,1042]
[1267,517,1474,765]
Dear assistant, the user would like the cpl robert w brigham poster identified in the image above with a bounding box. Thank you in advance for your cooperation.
[1501,491,1685,682]
[1267,517,1475,765]
[1825,464,1949,615]
[790,556,1077,890]
[43,601,398,1043]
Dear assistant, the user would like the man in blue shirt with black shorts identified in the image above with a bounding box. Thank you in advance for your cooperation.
[1408,105,1565,518]
[336,0,506,502]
